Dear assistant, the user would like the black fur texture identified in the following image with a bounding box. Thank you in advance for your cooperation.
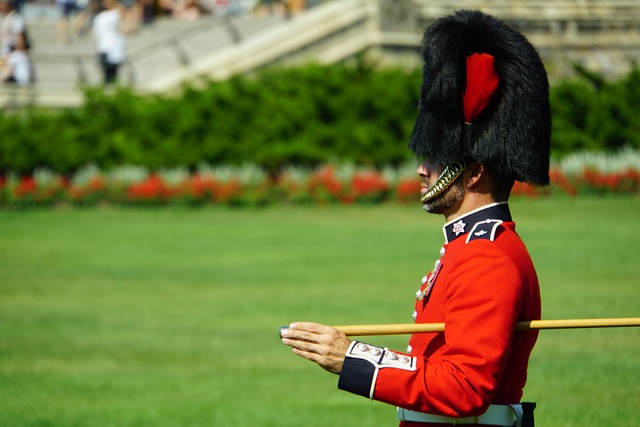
[408,10,551,185]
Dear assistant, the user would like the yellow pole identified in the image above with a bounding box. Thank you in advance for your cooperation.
[334,318,640,336]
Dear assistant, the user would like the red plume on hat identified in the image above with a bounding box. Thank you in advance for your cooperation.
[408,10,551,185]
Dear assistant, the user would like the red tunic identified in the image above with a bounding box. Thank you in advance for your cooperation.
[338,203,541,426]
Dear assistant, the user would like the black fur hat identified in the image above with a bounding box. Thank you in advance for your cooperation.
[408,10,551,185]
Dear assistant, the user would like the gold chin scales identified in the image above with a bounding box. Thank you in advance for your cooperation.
[419,162,465,203]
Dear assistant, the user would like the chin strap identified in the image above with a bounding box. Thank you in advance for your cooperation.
[419,162,465,203]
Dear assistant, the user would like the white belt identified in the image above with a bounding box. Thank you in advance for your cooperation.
[398,404,522,426]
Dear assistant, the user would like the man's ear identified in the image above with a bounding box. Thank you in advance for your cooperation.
[465,162,485,188]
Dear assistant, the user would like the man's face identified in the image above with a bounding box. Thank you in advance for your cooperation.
[417,160,464,215]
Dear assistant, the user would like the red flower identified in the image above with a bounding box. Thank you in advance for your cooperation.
[69,176,107,203]
[190,175,219,200]
[168,174,219,203]
[13,177,38,198]
[214,180,243,204]
[549,169,577,197]
[395,178,421,203]
[619,169,640,193]
[348,172,389,203]
[127,175,167,202]
[308,166,343,202]
[511,181,538,197]
[87,176,106,192]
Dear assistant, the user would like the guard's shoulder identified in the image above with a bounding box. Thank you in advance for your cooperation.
[465,219,504,243]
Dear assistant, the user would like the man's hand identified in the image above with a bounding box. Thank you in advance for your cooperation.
[280,322,351,374]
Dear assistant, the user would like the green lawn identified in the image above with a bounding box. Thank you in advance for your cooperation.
[1,197,639,426]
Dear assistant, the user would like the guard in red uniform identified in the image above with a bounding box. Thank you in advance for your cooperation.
[281,9,550,427]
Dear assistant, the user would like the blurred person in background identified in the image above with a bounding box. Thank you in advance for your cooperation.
[56,0,78,43]
[158,0,174,16]
[1,28,31,85]
[56,0,94,43]
[120,0,139,34]
[92,0,126,85]
[0,0,27,57]
[139,0,155,25]
[172,0,206,20]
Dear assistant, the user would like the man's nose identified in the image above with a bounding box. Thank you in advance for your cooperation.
[417,162,430,177]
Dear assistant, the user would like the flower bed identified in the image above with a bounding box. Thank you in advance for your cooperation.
[1,150,639,208]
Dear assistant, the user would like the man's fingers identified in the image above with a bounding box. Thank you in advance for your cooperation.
[281,327,308,348]
[289,342,343,374]
[289,322,339,335]
[288,321,320,331]
[282,322,344,343]
[282,323,328,342]
[291,346,322,363]
[280,321,349,375]
[281,332,331,356]
[282,334,313,351]
[281,329,318,345]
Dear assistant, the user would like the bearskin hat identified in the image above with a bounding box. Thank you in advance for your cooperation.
[408,10,551,185]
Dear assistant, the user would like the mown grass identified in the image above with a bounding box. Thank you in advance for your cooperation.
[0,197,638,427]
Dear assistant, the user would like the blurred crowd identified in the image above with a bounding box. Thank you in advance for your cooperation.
[0,0,32,86]
[0,0,216,88]
[55,0,213,43]
[0,0,313,88]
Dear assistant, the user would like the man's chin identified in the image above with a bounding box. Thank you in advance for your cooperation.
[422,200,443,215]
[421,195,444,214]
[420,183,464,216]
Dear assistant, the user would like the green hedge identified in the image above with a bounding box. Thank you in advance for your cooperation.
[1,60,638,175]
[550,64,640,156]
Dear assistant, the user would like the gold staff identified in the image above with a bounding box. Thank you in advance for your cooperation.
[334,318,640,336]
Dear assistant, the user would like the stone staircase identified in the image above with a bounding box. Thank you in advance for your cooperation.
[3,2,291,107]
